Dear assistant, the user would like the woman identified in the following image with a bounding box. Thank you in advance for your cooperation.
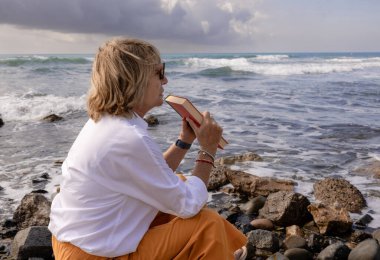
[49,37,247,259]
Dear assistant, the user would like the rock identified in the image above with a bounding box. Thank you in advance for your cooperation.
[250,219,274,231]
[284,235,307,250]
[259,191,312,227]
[242,195,266,215]
[354,214,374,229]
[286,225,304,238]
[314,178,366,213]
[10,226,53,260]
[0,117,4,127]
[42,114,63,122]
[207,165,230,190]
[316,241,351,260]
[349,230,373,244]
[354,160,380,179]
[215,152,263,165]
[348,239,380,260]
[373,229,380,244]
[284,248,313,260]
[307,203,352,235]
[307,233,330,253]
[266,252,289,260]
[246,229,280,257]
[144,114,159,126]
[13,193,51,230]
[226,170,295,197]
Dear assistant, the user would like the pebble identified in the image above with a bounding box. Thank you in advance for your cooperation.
[250,218,274,230]
[284,235,307,249]
[266,252,289,260]
[244,195,266,215]
[284,248,313,260]
[316,241,350,260]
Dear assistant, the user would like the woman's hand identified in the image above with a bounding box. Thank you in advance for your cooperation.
[187,111,222,154]
[178,118,196,144]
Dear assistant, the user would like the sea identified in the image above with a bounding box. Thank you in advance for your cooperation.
[0,52,379,228]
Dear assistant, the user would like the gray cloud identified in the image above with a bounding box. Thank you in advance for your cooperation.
[0,0,257,46]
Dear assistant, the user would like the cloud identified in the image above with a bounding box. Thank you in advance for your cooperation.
[0,0,263,46]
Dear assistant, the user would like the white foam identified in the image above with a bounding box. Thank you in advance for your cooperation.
[254,55,289,61]
[0,93,86,121]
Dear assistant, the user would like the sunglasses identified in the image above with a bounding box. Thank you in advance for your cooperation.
[159,62,165,80]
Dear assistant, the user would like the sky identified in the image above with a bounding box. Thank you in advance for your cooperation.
[0,0,379,54]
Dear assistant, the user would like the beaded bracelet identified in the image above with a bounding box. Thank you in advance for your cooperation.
[198,149,215,162]
[196,159,215,168]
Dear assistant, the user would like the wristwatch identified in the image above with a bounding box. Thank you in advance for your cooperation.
[175,139,192,150]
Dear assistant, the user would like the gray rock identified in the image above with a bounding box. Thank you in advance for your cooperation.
[267,252,289,260]
[373,229,380,244]
[13,193,51,230]
[284,235,307,250]
[317,241,351,260]
[250,218,274,231]
[284,248,313,260]
[243,195,266,215]
[350,230,372,244]
[307,233,330,253]
[11,226,53,260]
[215,152,263,165]
[348,239,380,260]
[42,114,63,122]
[314,178,366,213]
[259,191,312,226]
[246,229,280,257]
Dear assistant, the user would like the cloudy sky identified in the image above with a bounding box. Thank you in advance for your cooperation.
[0,0,379,54]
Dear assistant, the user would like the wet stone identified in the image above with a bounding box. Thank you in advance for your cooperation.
[348,239,380,260]
[284,248,313,260]
[316,241,351,260]
[284,235,307,250]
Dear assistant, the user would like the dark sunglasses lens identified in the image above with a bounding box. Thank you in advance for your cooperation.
[160,63,165,80]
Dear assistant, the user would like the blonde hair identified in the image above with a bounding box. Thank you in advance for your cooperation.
[88,37,161,121]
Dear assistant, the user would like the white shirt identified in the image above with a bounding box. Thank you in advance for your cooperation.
[48,114,208,257]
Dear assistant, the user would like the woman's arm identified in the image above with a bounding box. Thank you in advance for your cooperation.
[163,119,195,171]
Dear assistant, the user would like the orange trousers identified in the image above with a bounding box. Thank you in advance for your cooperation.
[52,208,247,260]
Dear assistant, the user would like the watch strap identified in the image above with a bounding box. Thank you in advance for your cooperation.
[175,139,192,150]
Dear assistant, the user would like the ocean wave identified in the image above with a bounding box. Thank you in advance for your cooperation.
[254,54,289,61]
[183,56,380,76]
[0,55,92,67]
[0,93,86,121]
[198,66,254,77]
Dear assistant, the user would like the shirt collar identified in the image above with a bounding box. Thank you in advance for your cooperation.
[131,112,148,129]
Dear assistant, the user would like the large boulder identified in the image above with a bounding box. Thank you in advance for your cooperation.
[13,193,51,230]
[354,160,380,179]
[307,203,352,235]
[11,226,53,260]
[42,114,63,122]
[259,191,312,226]
[226,170,295,197]
[314,178,366,213]
[348,239,380,260]
[207,165,230,190]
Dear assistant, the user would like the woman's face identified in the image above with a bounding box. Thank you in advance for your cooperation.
[135,63,168,117]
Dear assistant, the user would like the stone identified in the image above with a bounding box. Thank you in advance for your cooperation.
[226,170,295,197]
[316,241,351,260]
[246,229,280,257]
[307,233,330,253]
[13,193,51,230]
[354,214,374,229]
[10,226,53,260]
[266,252,289,260]
[144,114,159,126]
[349,230,372,244]
[314,178,366,213]
[259,191,312,227]
[284,235,307,250]
[286,225,304,238]
[207,165,230,190]
[348,239,380,260]
[354,161,380,179]
[307,203,352,235]
[242,195,266,215]
[0,117,4,127]
[42,114,63,122]
[284,248,313,260]
[250,218,274,231]
[373,229,380,244]
[215,152,263,165]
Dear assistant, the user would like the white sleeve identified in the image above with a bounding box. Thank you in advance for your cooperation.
[92,127,208,218]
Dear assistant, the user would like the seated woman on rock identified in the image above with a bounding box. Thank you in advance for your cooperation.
[48,37,248,260]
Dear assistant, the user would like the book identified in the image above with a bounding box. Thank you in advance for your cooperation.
[165,95,228,149]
